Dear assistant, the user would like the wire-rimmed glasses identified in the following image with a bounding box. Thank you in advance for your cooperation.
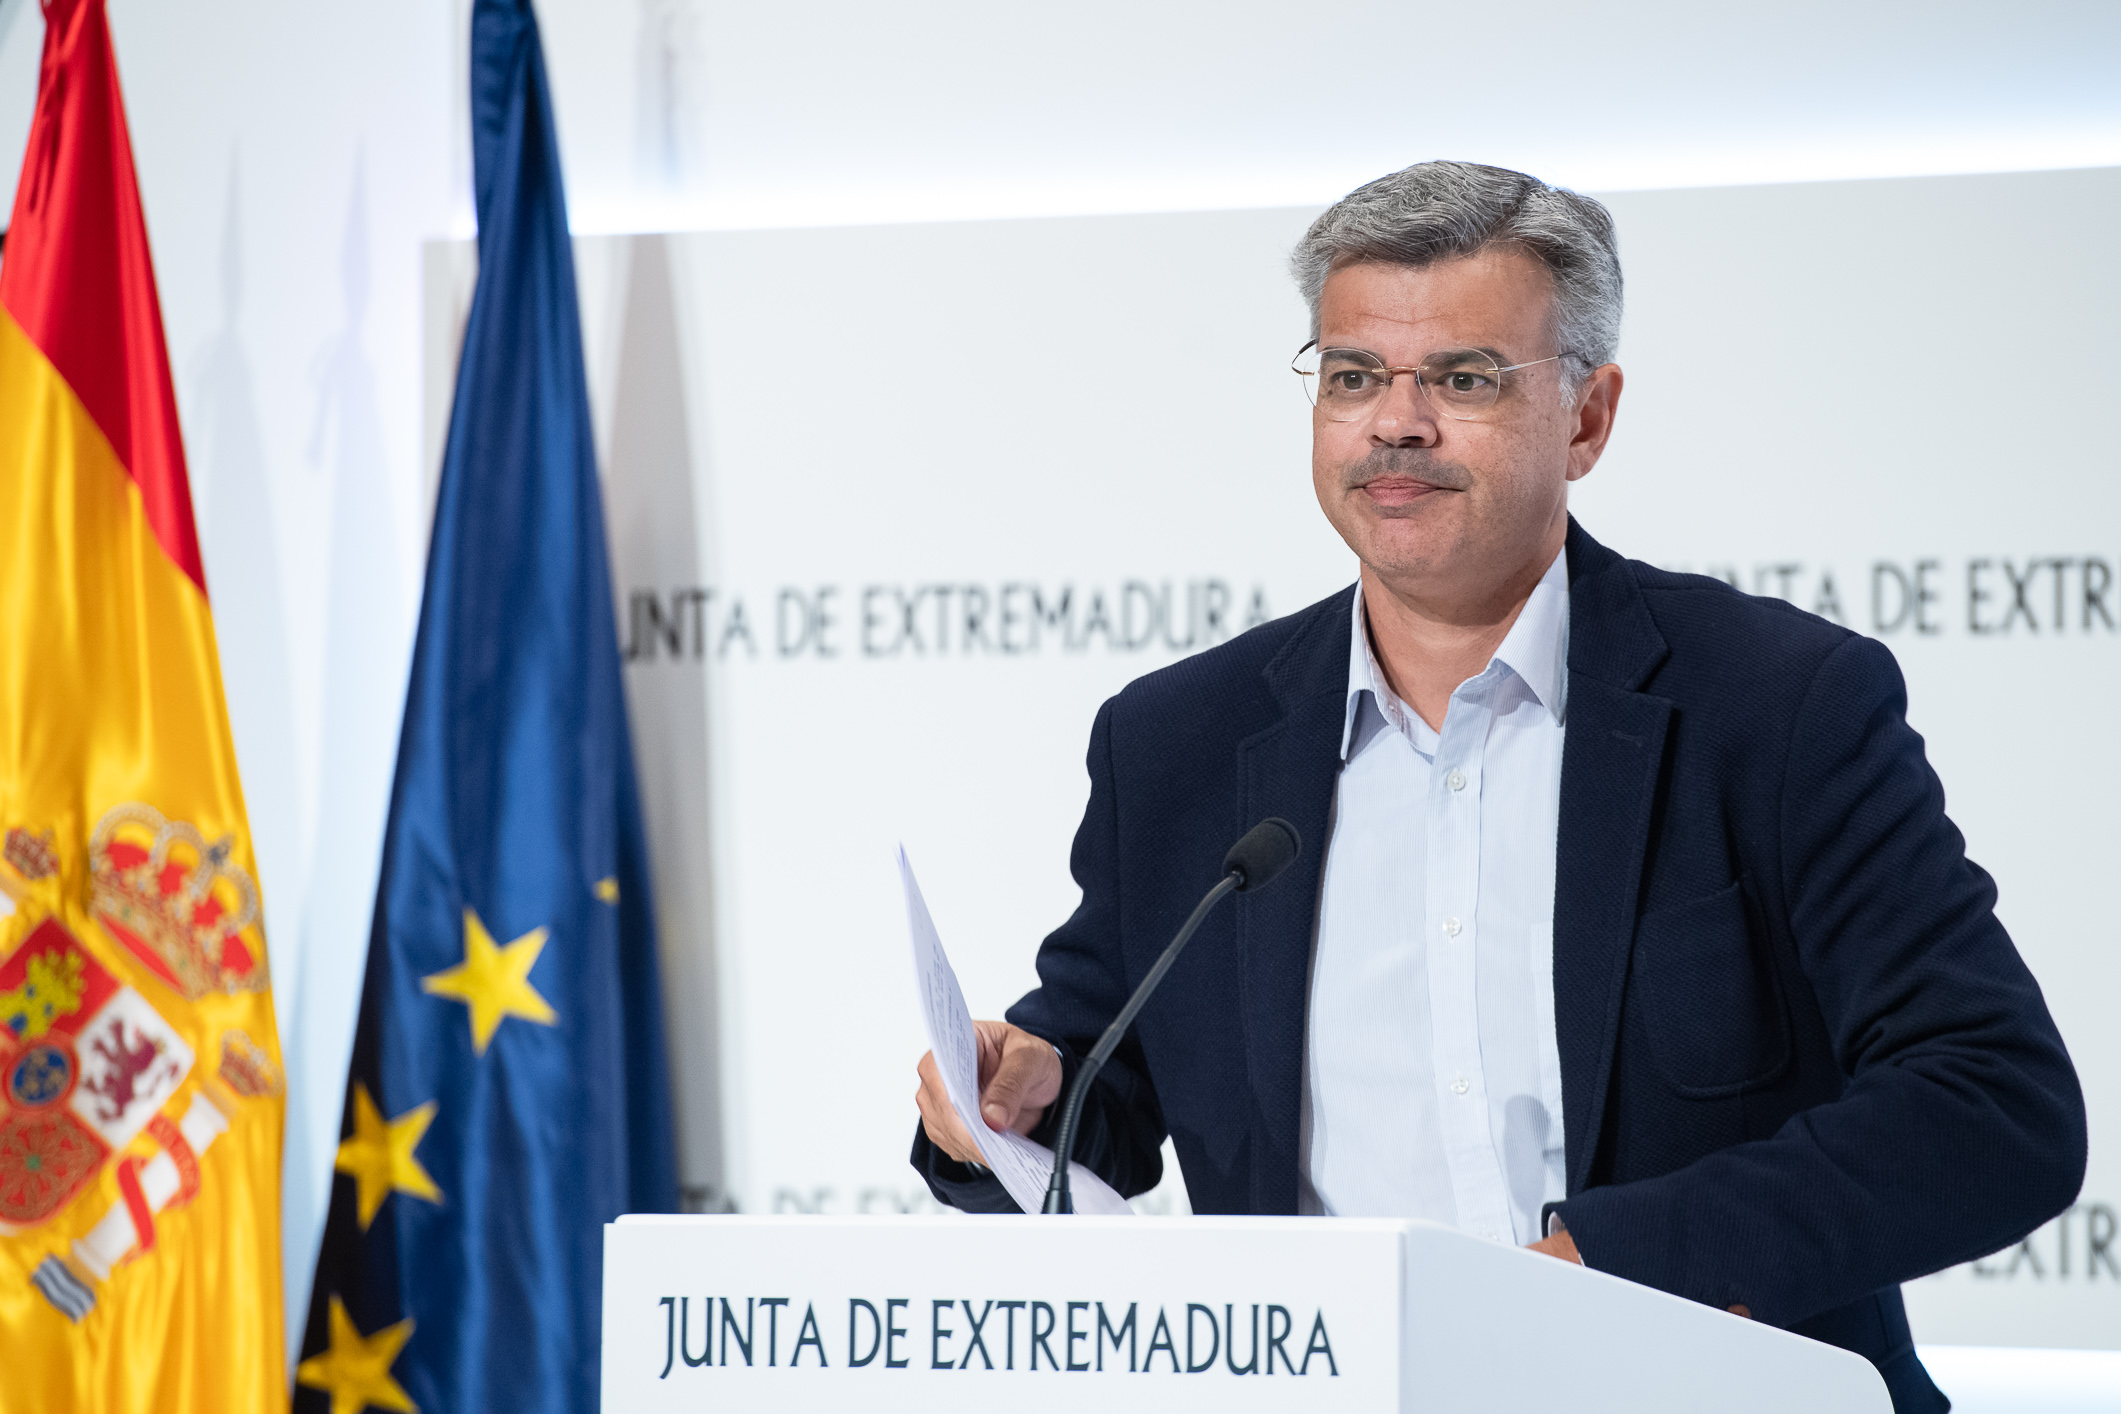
[1291,340,1577,422]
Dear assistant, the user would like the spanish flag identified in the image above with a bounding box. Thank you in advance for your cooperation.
[0,1,287,1410]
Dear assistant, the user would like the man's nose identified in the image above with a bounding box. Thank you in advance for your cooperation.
[1368,374,1439,447]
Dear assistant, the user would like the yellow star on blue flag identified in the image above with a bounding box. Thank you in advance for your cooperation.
[421,908,556,1053]
[296,1296,417,1414]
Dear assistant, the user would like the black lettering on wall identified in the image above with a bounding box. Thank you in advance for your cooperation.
[1811,571,1843,624]
[1078,589,1114,648]
[1968,1201,2120,1281]
[631,578,1266,661]
[1873,562,1909,634]
[1119,581,1158,651]
[1159,583,1193,652]
[719,595,755,657]
[809,586,840,657]
[2084,558,2114,631]
[622,545,2121,658]
[1968,559,1995,635]
[2045,558,2075,631]
[659,1296,676,1379]
[2092,1204,2119,1279]
[648,590,683,660]
[927,584,955,653]
[1245,587,1273,629]
[998,583,1031,655]
[861,585,896,657]
[2001,558,2040,633]
[626,588,714,663]
[853,1186,932,1215]
[688,588,711,657]
[1908,559,1939,633]
[960,585,992,653]
[776,588,812,657]
[898,585,930,654]
[1202,580,1230,642]
[1032,585,1072,650]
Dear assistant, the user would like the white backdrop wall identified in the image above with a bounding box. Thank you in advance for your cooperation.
[425,165,2121,1352]
[2,0,2117,1364]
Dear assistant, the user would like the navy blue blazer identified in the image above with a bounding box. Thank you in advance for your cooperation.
[913,519,2084,1411]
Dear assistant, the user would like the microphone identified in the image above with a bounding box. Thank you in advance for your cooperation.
[1039,818,1301,1214]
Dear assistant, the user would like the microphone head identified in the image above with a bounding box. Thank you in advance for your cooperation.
[1224,817,1301,893]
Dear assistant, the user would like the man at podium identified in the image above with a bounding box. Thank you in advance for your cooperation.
[910,161,2084,1413]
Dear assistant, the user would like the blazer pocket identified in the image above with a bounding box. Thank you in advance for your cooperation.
[1632,879,1792,1098]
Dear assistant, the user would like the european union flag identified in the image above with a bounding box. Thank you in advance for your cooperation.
[294,2,678,1410]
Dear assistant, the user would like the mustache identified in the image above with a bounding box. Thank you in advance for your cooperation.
[1337,447,1474,492]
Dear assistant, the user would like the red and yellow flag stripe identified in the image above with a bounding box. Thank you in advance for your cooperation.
[0,1,285,1411]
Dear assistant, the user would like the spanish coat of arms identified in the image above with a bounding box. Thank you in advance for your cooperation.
[0,804,275,1320]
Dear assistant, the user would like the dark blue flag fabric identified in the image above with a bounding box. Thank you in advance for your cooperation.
[294,2,679,1410]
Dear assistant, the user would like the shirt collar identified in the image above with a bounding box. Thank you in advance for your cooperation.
[1339,546,1571,761]
[1493,546,1570,726]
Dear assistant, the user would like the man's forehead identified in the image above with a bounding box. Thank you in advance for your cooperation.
[1317,252,1554,348]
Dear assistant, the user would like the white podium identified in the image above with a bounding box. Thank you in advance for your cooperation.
[601,1215,1890,1412]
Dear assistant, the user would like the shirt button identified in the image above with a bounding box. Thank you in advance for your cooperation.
[1446,769,1466,792]
[1442,916,1461,937]
[1451,1074,1470,1095]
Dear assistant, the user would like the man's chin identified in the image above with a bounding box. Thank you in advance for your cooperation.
[1352,521,1456,583]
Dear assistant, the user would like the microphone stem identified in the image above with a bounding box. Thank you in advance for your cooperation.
[1042,870,1242,1214]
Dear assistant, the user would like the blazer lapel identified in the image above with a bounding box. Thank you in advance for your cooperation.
[1555,520,1672,1194]
[1235,586,1353,1214]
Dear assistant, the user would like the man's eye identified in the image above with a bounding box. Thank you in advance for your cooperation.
[1328,371,1378,393]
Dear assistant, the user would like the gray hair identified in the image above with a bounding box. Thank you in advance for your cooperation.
[1291,161,1622,392]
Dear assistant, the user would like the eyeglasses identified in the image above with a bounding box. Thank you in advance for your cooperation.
[1291,340,1578,422]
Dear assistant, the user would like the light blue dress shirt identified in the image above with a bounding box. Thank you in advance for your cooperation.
[1297,548,1570,1245]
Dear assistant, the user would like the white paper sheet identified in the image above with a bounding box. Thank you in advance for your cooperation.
[899,846,1132,1216]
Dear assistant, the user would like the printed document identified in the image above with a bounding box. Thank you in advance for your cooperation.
[899,847,1132,1216]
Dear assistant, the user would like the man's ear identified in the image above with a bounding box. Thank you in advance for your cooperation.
[1566,363,1624,482]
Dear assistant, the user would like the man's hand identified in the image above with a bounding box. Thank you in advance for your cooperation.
[1524,1225,1749,1315]
[915,1020,1065,1166]
[1526,1228,1583,1264]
